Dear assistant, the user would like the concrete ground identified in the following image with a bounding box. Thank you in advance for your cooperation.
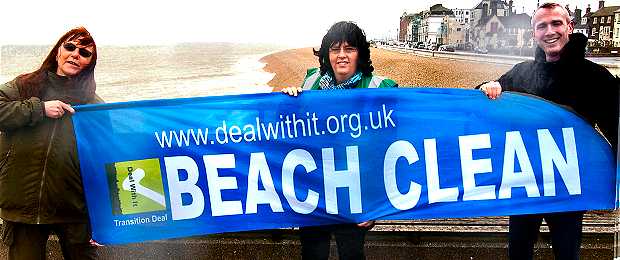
[0,214,614,259]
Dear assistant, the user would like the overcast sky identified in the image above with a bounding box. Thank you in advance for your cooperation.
[0,0,618,47]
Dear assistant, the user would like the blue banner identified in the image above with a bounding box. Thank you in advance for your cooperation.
[73,88,616,244]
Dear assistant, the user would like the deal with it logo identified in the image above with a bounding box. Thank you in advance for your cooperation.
[106,158,167,215]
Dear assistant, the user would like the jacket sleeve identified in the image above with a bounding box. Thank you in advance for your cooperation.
[497,65,518,92]
[594,74,619,153]
[0,80,45,131]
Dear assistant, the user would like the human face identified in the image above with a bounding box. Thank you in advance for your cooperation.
[56,39,94,77]
[328,41,358,84]
[532,6,573,62]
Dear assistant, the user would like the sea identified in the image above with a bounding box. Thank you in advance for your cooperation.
[0,43,285,102]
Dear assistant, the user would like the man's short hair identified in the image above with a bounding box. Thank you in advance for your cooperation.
[531,2,572,26]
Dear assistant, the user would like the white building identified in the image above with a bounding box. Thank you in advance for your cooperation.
[419,4,454,46]
[614,10,620,47]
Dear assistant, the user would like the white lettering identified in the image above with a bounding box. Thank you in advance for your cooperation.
[538,128,581,196]
[246,152,284,214]
[459,134,496,201]
[204,154,243,216]
[282,149,320,214]
[322,146,362,214]
[164,156,205,220]
[383,140,422,210]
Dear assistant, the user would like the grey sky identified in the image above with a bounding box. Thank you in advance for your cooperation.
[0,0,618,46]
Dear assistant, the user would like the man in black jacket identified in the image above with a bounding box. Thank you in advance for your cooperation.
[480,3,619,260]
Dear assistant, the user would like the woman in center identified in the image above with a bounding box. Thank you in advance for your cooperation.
[282,21,397,259]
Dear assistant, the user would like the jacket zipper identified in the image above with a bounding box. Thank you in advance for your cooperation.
[36,121,58,224]
[0,144,13,169]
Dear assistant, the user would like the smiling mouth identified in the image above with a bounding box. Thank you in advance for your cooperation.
[67,61,79,67]
[544,38,559,44]
[337,61,349,65]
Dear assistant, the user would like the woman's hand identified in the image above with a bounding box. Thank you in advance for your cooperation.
[281,87,303,97]
[44,100,75,118]
[357,220,375,229]
[89,239,104,247]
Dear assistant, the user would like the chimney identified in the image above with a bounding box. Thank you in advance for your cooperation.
[574,8,582,24]
[482,3,489,19]
[586,4,591,14]
[491,1,498,16]
[509,0,513,15]
[599,0,605,10]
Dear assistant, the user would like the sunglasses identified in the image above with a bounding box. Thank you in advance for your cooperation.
[63,42,93,58]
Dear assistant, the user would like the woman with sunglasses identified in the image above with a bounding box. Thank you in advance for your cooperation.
[282,21,397,260]
[0,27,99,259]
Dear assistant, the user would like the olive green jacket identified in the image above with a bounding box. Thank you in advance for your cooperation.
[0,72,98,224]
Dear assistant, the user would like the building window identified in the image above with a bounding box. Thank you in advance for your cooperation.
[594,17,598,24]
[608,16,612,23]
[582,18,587,25]
[592,27,597,36]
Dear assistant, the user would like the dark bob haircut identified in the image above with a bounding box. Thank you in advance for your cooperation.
[314,21,374,77]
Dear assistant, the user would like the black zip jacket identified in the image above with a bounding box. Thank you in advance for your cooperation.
[496,33,619,152]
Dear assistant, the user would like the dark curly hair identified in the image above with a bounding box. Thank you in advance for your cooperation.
[314,21,374,77]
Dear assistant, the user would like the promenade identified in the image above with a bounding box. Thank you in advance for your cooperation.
[0,213,613,259]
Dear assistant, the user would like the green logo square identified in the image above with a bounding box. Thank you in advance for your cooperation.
[106,158,167,215]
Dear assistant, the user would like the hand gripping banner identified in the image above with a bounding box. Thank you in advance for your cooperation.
[72,88,616,244]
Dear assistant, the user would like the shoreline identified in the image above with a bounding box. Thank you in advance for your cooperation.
[260,47,318,91]
[261,47,513,91]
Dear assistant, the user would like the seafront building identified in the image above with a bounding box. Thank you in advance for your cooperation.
[399,0,531,52]
[614,9,620,47]
[589,0,620,54]
[397,0,620,55]
[574,5,592,37]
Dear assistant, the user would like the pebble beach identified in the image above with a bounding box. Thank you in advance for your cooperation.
[261,47,513,91]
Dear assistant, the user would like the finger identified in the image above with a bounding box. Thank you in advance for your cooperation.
[493,87,501,99]
[61,103,75,114]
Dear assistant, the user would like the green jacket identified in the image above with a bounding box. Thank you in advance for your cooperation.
[300,68,398,90]
[0,72,98,224]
